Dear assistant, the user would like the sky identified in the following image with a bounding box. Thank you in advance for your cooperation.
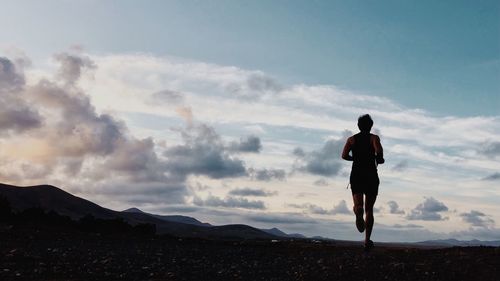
[0,0,499,242]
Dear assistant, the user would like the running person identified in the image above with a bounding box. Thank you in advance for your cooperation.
[341,114,384,251]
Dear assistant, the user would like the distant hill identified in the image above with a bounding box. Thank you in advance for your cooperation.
[123,208,212,227]
[288,233,307,239]
[0,183,116,219]
[417,239,500,247]
[0,183,275,240]
[261,227,307,239]
[4,183,497,246]
[122,207,144,213]
[261,227,289,237]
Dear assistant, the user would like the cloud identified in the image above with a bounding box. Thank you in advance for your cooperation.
[296,192,317,198]
[460,210,495,228]
[227,72,282,100]
[228,135,262,153]
[4,50,500,241]
[27,79,126,159]
[482,172,500,181]
[88,181,188,205]
[247,213,317,224]
[1,52,252,205]
[0,57,25,92]
[331,200,351,215]
[392,224,423,229]
[1,53,128,174]
[449,227,500,241]
[54,52,95,84]
[228,187,277,197]
[288,203,328,215]
[163,124,247,179]
[0,57,42,133]
[2,52,288,209]
[290,200,351,215]
[313,178,329,186]
[103,137,166,182]
[246,73,282,93]
[155,205,201,213]
[406,197,449,221]
[292,147,306,157]
[86,53,500,155]
[478,141,500,158]
[387,201,405,215]
[247,168,286,181]
[0,102,42,134]
[193,194,265,209]
[392,160,409,172]
[175,106,193,126]
[293,131,351,177]
[149,89,185,105]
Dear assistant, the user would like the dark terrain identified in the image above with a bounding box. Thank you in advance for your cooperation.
[0,183,499,280]
[1,224,498,281]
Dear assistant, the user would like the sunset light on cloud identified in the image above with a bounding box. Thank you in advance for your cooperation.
[1,1,499,242]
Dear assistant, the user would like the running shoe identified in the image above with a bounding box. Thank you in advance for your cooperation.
[364,240,374,252]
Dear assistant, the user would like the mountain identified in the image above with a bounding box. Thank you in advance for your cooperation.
[417,239,500,247]
[123,207,211,227]
[261,227,290,237]
[260,227,308,239]
[0,183,117,219]
[287,233,307,239]
[154,215,212,227]
[122,207,144,213]
[0,183,275,240]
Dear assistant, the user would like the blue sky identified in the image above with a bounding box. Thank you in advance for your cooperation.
[1,1,499,242]
[2,0,499,115]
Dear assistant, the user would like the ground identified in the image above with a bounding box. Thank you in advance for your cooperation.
[0,225,498,281]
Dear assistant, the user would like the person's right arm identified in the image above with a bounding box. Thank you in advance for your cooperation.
[342,137,354,161]
[373,135,384,164]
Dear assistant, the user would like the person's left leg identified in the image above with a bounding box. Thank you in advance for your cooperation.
[352,193,365,232]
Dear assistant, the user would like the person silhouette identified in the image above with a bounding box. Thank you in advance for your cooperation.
[341,114,384,251]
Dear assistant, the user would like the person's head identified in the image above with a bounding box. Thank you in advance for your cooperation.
[357,114,373,133]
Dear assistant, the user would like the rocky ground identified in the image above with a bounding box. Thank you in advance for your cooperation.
[0,224,498,281]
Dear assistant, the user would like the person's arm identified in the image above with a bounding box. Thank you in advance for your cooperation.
[342,137,354,161]
[373,135,384,164]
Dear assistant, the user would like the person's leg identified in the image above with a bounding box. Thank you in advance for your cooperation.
[352,193,365,232]
[364,194,377,243]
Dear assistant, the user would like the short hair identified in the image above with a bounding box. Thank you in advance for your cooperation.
[358,114,373,132]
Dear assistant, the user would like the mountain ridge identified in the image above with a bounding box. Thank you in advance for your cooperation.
[2,183,499,246]
[123,207,212,227]
[0,183,275,240]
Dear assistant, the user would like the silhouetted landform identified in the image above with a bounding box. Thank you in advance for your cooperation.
[261,227,307,239]
[417,239,500,247]
[1,183,499,246]
[0,183,116,219]
[1,183,499,280]
[123,207,212,227]
[2,183,500,246]
[1,223,498,281]
[124,208,307,237]
[0,183,275,240]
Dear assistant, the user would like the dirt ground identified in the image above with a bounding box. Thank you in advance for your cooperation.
[1,225,498,281]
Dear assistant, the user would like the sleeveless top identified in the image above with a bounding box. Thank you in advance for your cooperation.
[351,132,377,174]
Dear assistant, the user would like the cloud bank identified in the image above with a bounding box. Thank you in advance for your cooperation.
[1,51,499,242]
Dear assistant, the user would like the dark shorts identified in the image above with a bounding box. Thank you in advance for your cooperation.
[350,171,379,196]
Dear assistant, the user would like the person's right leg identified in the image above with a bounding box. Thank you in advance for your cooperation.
[364,194,377,245]
[352,193,365,232]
